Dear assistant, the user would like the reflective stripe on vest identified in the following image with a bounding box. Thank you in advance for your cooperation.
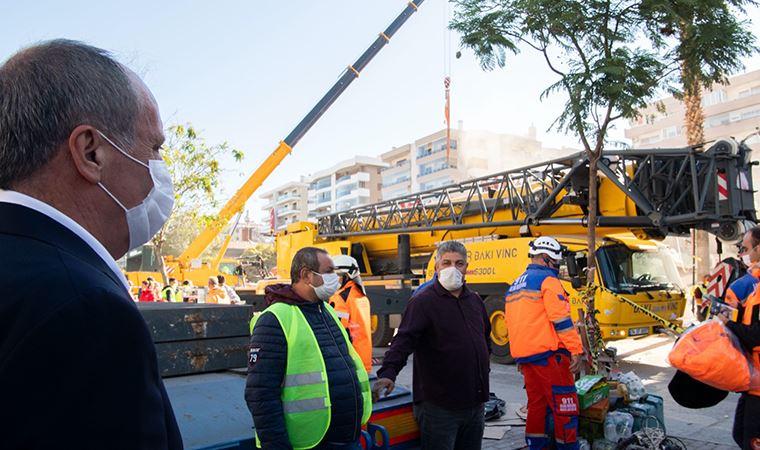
[249,302,372,449]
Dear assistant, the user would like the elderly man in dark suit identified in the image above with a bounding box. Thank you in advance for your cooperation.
[0,40,182,449]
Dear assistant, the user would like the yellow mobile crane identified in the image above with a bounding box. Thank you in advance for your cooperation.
[257,139,756,363]
[123,0,425,290]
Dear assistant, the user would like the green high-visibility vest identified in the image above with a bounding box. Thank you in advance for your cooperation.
[250,302,372,449]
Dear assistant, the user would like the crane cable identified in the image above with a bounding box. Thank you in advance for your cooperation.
[443,1,452,165]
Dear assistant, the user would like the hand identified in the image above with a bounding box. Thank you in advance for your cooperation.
[372,378,395,402]
[516,363,523,374]
[717,312,730,325]
[569,354,583,374]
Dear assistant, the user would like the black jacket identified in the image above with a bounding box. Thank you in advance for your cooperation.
[377,279,491,409]
[0,202,182,449]
[245,284,364,449]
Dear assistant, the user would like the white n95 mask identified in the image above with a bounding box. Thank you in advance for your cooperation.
[311,271,341,301]
[97,131,175,251]
[438,266,464,291]
[742,254,753,267]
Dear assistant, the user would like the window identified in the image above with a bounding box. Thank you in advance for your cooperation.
[317,192,331,203]
[702,90,726,106]
[663,126,680,138]
[314,177,331,190]
[382,174,411,186]
[336,184,357,198]
[418,158,454,177]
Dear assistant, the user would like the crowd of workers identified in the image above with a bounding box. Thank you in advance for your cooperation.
[131,274,243,304]
[1,39,759,450]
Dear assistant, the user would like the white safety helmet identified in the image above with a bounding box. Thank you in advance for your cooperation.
[528,236,563,261]
[333,255,360,278]
[333,254,364,290]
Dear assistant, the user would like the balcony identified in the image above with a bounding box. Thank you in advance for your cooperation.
[382,175,411,188]
[315,195,332,206]
[311,177,331,190]
[275,193,299,205]
[335,172,371,187]
[334,188,370,201]
[381,160,411,174]
[417,163,457,178]
[416,140,458,159]
[276,208,302,219]
[336,184,358,198]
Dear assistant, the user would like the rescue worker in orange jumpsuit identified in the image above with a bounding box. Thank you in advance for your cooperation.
[330,255,373,372]
[505,236,583,450]
[719,227,760,449]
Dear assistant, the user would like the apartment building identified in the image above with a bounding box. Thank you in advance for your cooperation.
[307,156,387,218]
[259,180,309,232]
[380,124,571,200]
[625,69,760,148]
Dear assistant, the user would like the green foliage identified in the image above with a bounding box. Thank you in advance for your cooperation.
[639,0,757,96]
[451,0,670,152]
[151,124,244,258]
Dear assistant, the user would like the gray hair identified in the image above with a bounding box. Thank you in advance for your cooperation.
[290,247,328,283]
[0,39,140,188]
[436,241,467,262]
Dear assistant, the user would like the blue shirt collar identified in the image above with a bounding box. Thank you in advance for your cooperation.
[527,263,559,276]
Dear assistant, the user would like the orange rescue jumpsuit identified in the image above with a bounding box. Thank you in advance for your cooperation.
[505,264,584,450]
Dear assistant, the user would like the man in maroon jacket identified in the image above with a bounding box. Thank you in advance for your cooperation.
[373,240,491,450]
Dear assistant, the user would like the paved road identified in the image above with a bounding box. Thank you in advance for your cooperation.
[373,332,739,448]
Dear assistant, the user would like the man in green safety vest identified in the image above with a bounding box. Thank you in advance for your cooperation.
[245,247,372,450]
[161,278,181,302]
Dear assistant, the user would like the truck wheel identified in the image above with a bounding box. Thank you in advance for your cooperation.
[484,295,514,365]
[371,314,394,347]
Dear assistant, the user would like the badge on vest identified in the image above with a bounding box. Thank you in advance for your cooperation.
[249,346,260,366]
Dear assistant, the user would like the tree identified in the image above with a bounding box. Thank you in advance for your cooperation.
[451,0,669,279]
[150,124,244,280]
[639,0,757,279]
[240,242,277,281]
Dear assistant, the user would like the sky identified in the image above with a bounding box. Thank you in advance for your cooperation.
[3,1,760,223]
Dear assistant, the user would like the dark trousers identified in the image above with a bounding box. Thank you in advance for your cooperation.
[413,401,485,450]
[733,393,760,450]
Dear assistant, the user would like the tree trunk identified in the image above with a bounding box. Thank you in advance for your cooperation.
[681,57,711,279]
[586,153,600,284]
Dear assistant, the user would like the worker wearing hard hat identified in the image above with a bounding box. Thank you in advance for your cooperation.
[330,255,373,372]
[505,236,584,450]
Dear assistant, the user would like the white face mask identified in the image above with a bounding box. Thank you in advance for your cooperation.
[97,131,175,251]
[742,254,753,267]
[438,266,464,292]
[310,271,341,301]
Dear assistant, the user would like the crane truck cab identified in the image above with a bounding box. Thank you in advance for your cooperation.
[423,234,685,363]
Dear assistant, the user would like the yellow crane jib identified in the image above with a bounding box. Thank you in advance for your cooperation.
[171,0,425,271]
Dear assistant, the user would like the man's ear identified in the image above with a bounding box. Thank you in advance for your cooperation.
[68,125,105,184]
[299,267,311,284]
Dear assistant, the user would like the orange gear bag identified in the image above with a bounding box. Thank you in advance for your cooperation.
[668,320,760,392]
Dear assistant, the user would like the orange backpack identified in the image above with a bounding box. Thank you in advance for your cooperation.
[668,321,760,392]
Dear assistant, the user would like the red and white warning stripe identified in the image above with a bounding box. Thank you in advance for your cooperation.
[706,262,732,298]
[717,172,729,201]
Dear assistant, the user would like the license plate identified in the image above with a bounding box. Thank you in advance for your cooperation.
[628,327,649,337]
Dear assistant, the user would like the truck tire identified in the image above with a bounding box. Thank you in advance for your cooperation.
[371,314,394,347]
[484,295,514,365]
